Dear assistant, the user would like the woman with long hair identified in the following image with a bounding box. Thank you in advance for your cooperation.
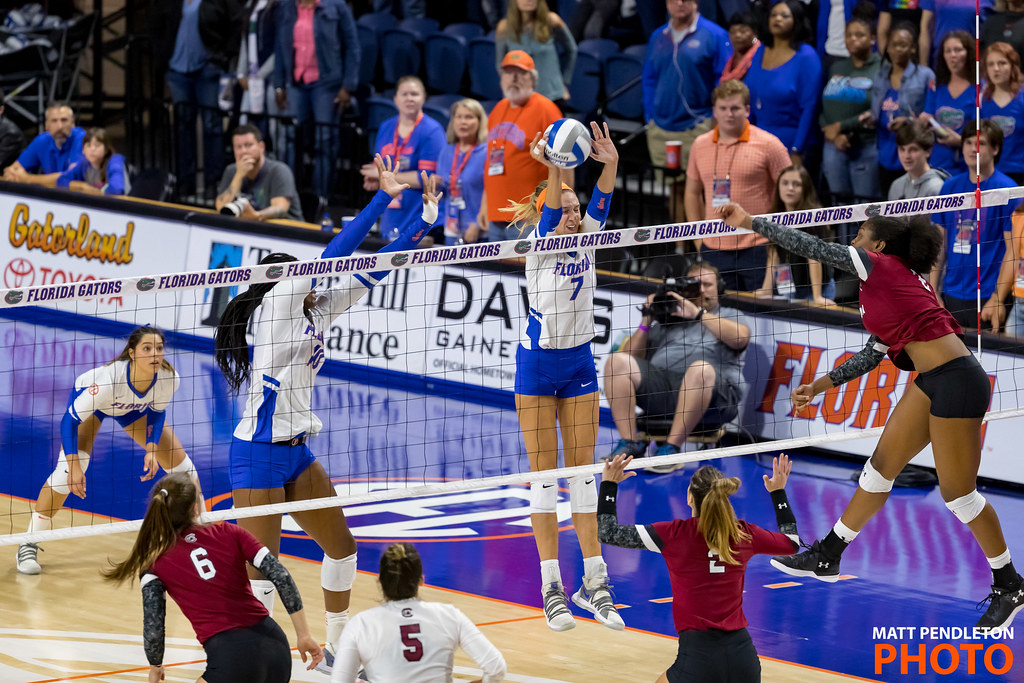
[16,326,199,576]
[917,30,977,173]
[717,201,1024,632]
[981,42,1024,183]
[598,453,800,682]
[503,122,622,632]
[496,0,577,106]
[330,542,507,682]
[104,473,323,683]
[435,98,487,246]
[214,155,438,666]
[56,127,129,195]
[768,165,836,305]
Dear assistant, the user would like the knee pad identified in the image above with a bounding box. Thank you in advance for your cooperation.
[322,552,357,592]
[946,490,987,524]
[164,454,196,477]
[858,458,894,494]
[529,480,558,515]
[568,474,597,514]
[46,450,90,495]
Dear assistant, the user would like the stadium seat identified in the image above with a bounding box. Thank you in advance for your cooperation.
[444,22,484,42]
[365,96,398,152]
[577,38,619,64]
[399,17,440,41]
[357,11,397,34]
[623,43,647,61]
[468,37,502,101]
[356,24,379,88]
[603,54,643,120]
[567,52,601,114]
[481,99,499,114]
[427,93,463,112]
[380,28,422,85]
[424,33,467,94]
[423,104,450,131]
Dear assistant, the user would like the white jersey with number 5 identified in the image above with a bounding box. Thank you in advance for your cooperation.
[330,598,506,683]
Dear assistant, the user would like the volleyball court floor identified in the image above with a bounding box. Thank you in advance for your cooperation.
[2,321,1023,681]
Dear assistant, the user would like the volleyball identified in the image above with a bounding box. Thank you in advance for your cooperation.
[543,118,592,169]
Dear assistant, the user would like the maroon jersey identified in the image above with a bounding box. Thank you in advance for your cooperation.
[852,248,961,369]
[145,524,268,644]
[649,518,795,633]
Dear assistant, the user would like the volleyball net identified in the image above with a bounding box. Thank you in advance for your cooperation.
[2,187,1024,547]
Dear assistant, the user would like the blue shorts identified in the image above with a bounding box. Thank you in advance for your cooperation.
[229,437,316,490]
[515,343,598,398]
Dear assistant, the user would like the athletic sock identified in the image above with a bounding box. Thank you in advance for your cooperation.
[325,609,350,648]
[583,555,606,579]
[540,559,561,587]
[27,511,53,534]
[251,579,276,615]
[820,529,849,561]
[988,551,1021,589]
[832,519,860,544]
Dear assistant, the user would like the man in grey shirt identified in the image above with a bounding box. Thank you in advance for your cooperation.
[216,123,303,222]
[888,122,949,201]
[603,262,751,472]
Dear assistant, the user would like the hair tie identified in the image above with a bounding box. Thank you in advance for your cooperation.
[159,488,169,499]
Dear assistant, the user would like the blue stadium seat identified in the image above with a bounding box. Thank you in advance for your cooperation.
[424,33,467,94]
[468,37,502,100]
[567,52,601,114]
[603,54,643,120]
[623,43,647,61]
[357,11,397,34]
[423,104,451,132]
[366,96,399,152]
[380,28,422,84]
[577,38,620,64]
[356,24,379,88]
[427,93,463,112]
[481,99,499,113]
[444,22,484,41]
[399,17,440,41]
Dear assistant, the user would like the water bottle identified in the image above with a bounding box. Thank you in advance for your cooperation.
[321,212,334,232]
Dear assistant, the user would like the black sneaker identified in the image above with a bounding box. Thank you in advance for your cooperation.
[976,575,1024,632]
[769,540,841,583]
[607,438,648,460]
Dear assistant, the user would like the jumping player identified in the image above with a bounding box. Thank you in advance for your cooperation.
[330,542,507,683]
[17,325,199,575]
[504,122,623,631]
[213,155,437,666]
[598,453,800,682]
[103,473,323,683]
[717,202,1024,631]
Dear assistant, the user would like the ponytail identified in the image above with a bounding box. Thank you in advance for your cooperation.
[102,473,198,584]
[379,542,423,601]
[499,180,548,233]
[865,215,943,274]
[689,466,751,565]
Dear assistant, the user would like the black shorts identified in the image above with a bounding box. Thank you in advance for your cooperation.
[913,354,990,419]
[666,628,761,683]
[635,358,739,427]
[204,616,292,683]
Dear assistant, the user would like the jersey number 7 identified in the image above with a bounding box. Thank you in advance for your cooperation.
[400,623,423,661]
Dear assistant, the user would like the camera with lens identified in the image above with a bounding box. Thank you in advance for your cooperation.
[640,276,702,325]
[220,196,251,217]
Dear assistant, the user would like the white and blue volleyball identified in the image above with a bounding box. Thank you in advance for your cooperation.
[543,118,591,169]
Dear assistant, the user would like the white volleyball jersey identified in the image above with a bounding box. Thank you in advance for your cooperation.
[68,360,179,422]
[233,275,372,442]
[331,599,506,683]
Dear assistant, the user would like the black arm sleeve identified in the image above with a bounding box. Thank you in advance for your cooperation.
[770,489,800,550]
[597,481,662,550]
[751,217,857,275]
[141,577,167,666]
[256,552,303,614]
[827,335,887,387]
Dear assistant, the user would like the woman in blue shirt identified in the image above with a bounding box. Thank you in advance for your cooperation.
[435,99,488,246]
[56,128,129,196]
[981,42,1024,183]
[746,0,823,165]
[918,30,976,174]
[496,0,577,107]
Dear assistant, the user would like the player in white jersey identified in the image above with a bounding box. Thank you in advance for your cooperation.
[214,155,438,668]
[502,123,623,632]
[331,542,506,683]
[16,326,199,575]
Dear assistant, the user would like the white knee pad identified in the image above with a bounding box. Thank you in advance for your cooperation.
[858,458,894,494]
[46,450,90,495]
[322,552,357,592]
[529,481,558,515]
[164,454,196,477]
[568,474,597,514]
[946,490,987,524]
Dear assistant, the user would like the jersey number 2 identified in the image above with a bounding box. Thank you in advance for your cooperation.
[400,624,423,661]
[190,548,217,580]
[708,550,725,574]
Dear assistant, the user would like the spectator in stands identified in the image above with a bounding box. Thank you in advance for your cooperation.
[746,0,823,167]
[0,89,25,173]
[720,12,761,84]
[869,22,934,196]
[436,99,488,246]
[56,128,128,197]
[151,0,242,197]
[816,0,862,72]
[274,0,359,199]
[236,0,282,132]
[361,76,446,241]
[480,50,563,242]
[877,0,923,58]
[216,124,303,221]
[685,79,791,293]
[820,14,882,204]
[569,0,620,41]
[981,42,1024,184]
[932,119,1021,331]
[3,103,84,187]
[1008,204,1024,337]
[920,0,993,65]
[770,165,837,304]
[604,261,751,473]
[919,31,976,175]
[982,0,1024,63]
[888,121,949,199]
[496,0,577,107]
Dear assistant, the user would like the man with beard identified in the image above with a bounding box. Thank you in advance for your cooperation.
[480,50,563,242]
[216,124,303,222]
[3,103,85,186]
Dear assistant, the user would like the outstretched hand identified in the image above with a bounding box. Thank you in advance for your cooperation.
[421,171,442,207]
[602,454,637,484]
[762,452,792,492]
[589,121,618,165]
[716,203,754,230]
[376,154,410,199]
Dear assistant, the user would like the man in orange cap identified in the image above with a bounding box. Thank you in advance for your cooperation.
[479,49,564,242]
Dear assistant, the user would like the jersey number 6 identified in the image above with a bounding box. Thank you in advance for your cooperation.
[190,547,217,580]
[400,623,423,661]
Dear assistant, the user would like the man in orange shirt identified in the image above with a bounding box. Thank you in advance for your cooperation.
[479,50,563,242]
[684,79,790,292]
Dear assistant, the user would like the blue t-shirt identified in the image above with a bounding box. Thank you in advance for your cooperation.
[923,83,974,173]
[56,153,128,195]
[17,127,86,175]
[436,142,486,245]
[981,91,1024,175]
[878,86,912,169]
[920,0,994,63]
[936,170,1020,299]
[169,0,209,73]
[375,113,447,234]
[747,43,823,153]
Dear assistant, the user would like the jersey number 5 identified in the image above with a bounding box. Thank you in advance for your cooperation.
[708,550,725,574]
[400,623,423,661]
[190,548,217,580]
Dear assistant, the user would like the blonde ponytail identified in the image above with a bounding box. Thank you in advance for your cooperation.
[691,467,751,565]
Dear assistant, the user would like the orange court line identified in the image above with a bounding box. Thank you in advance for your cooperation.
[837,574,858,580]
[26,657,207,683]
[765,581,803,589]
[650,597,673,603]
[476,615,548,627]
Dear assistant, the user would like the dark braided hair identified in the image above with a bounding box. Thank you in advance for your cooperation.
[864,215,944,274]
[214,252,298,393]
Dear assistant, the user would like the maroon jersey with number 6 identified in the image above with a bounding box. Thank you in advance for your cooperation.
[146,523,268,643]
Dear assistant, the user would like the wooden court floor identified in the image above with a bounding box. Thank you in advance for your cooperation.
[0,498,873,683]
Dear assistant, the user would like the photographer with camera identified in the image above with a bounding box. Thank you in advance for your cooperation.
[604,262,751,474]
[216,124,303,222]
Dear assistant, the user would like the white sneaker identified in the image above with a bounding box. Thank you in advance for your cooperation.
[572,566,625,631]
[16,543,41,575]
[314,641,334,676]
[542,583,576,631]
